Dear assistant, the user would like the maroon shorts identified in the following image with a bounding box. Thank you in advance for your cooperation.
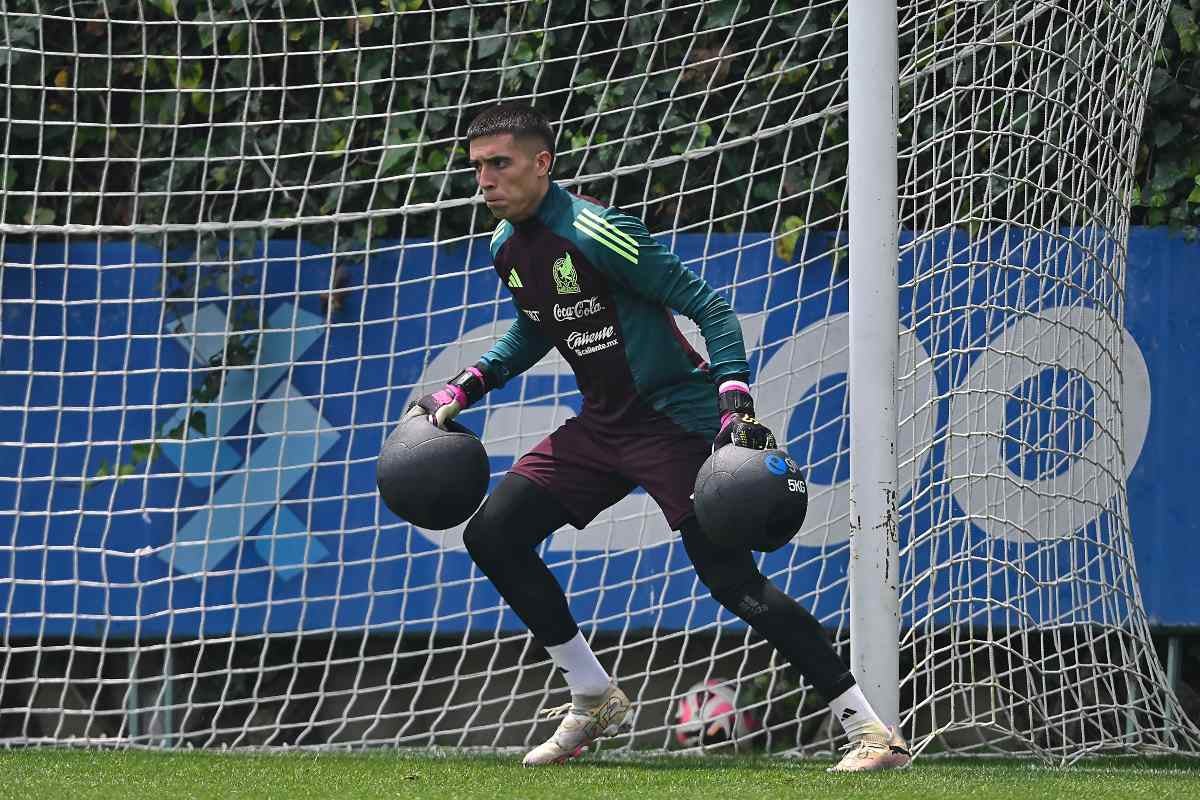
[510,416,711,530]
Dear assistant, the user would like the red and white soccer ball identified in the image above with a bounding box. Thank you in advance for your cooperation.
[673,679,761,749]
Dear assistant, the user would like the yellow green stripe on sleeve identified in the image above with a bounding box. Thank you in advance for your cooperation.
[573,213,638,264]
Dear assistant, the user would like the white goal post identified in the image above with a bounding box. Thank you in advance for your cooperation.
[847,0,901,730]
[0,0,1196,760]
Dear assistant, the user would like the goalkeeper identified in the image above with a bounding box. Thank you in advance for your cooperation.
[407,103,910,772]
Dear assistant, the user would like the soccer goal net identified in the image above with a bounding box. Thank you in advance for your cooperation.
[0,0,1195,759]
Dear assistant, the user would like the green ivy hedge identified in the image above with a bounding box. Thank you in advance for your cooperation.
[0,0,1196,244]
[0,0,839,245]
[1132,0,1200,236]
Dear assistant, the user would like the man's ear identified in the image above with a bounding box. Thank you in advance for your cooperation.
[536,149,553,177]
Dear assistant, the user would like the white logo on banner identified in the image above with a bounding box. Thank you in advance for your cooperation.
[944,305,1150,542]
[404,310,1150,551]
[150,302,339,578]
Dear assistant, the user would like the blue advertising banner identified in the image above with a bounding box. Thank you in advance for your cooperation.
[1122,229,1200,627]
[0,228,1196,636]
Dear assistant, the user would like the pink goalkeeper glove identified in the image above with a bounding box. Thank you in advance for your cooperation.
[404,366,488,429]
[713,380,776,451]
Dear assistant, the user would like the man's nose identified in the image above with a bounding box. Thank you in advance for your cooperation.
[477,167,495,189]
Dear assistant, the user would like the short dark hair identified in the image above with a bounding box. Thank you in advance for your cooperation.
[466,102,556,167]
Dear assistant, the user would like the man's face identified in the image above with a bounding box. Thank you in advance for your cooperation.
[468,133,552,222]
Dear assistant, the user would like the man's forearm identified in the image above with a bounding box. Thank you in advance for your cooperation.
[477,314,554,389]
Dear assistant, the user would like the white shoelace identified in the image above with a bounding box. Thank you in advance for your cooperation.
[538,703,574,720]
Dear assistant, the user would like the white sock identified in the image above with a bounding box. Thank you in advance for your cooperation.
[545,632,611,700]
[828,684,888,741]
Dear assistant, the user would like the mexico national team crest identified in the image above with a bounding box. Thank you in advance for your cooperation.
[552,253,581,295]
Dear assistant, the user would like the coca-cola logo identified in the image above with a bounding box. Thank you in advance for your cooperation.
[553,297,604,322]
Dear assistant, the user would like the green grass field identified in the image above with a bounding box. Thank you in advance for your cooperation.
[4,750,1200,800]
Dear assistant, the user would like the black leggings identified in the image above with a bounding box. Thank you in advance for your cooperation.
[462,472,856,700]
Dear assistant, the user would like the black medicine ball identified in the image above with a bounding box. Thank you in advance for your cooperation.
[693,445,808,552]
[376,415,490,530]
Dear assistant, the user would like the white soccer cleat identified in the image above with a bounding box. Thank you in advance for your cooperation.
[522,682,633,766]
[827,725,912,772]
